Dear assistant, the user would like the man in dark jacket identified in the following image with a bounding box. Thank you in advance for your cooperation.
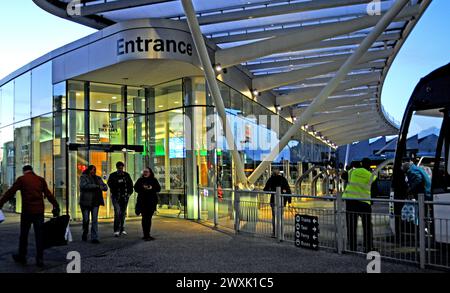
[263,167,292,237]
[0,165,60,267]
[107,161,134,237]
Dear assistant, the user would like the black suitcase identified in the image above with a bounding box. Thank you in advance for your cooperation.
[43,215,70,249]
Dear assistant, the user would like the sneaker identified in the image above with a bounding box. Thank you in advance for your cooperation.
[114,232,120,237]
[120,231,127,235]
[12,254,27,265]
[91,239,100,244]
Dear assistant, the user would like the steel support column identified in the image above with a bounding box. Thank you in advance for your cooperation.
[248,0,411,185]
[181,0,248,186]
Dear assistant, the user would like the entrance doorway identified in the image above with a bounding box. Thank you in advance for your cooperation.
[68,145,145,220]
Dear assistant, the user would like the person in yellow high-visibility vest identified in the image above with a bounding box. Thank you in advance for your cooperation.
[343,158,378,253]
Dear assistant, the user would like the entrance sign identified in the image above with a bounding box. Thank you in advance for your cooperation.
[295,214,320,250]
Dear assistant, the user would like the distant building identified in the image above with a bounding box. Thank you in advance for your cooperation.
[337,128,440,166]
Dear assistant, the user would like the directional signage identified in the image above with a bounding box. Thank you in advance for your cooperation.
[295,214,319,250]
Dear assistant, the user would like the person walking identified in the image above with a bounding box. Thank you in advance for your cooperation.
[0,165,60,267]
[342,158,377,253]
[134,167,161,241]
[263,167,292,238]
[107,161,133,237]
[79,165,107,244]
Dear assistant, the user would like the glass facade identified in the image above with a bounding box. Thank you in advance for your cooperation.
[0,66,329,220]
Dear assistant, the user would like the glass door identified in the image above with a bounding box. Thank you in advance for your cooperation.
[68,148,145,220]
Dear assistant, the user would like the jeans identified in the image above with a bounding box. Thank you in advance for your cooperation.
[345,201,373,252]
[141,210,155,238]
[19,213,44,261]
[112,196,129,233]
[81,206,99,240]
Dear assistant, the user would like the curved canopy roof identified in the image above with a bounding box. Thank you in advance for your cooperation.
[34,0,431,146]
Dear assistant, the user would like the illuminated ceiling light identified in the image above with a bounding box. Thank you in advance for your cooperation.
[252,89,259,97]
[158,105,163,108]
[76,93,81,97]
[276,105,282,111]
[112,96,117,100]
[96,100,102,104]
[214,63,223,73]
[174,101,179,104]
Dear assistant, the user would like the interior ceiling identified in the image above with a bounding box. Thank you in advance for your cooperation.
[75,59,203,87]
[35,0,431,146]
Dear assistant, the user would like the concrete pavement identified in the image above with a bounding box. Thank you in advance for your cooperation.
[0,212,436,273]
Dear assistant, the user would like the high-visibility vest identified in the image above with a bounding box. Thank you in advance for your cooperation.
[343,168,376,205]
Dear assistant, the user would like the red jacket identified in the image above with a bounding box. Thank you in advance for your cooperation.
[0,172,59,214]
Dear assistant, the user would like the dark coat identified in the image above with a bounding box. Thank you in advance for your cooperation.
[134,177,161,213]
[107,171,133,198]
[263,175,292,206]
[79,174,107,208]
[0,172,58,215]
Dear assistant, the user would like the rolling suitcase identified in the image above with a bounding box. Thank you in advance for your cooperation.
[43,215,70,249]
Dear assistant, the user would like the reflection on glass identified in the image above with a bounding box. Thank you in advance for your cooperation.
[31,62,53,117]
[1,81,14,127]
[90,83,123,112]
[31,115,54,213]
[68,81,85,110]
[154,80,182,112]
[89,112,125,145]
[68,110,85,144]
[127,86,146,114]
[14,72,31,122]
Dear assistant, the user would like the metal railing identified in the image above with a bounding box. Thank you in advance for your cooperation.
[198,186,450,270]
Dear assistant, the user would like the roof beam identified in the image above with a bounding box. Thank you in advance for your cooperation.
[255,59,385,77]
[277,73,380,107]
[322,122,383,137]
[275,72,380,92]
[197,0,376,25]
[79,0,172,16]
[215,5,418,67]
[248,48,393,72]
[306,108,375,125]
[252,49,389,92]
[313,116,379,132]
[320,95,376,110]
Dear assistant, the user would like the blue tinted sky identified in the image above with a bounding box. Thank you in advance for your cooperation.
[0,1,448,135]
[381,0,450,136]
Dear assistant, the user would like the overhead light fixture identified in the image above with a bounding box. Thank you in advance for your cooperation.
[112,96,117,100]
[76,93,81,97]
[158,105,163,108]
[214,63,223,73]
[97,100,102,104]
[252,89,259,97]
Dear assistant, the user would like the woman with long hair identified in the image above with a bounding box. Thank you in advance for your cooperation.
[134,167,161,241]
[79,165,108,244]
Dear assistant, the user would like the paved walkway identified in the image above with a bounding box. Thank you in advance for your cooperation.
[0,212,436,273]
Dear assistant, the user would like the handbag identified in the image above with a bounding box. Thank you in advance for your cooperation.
[135,196,142,216]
